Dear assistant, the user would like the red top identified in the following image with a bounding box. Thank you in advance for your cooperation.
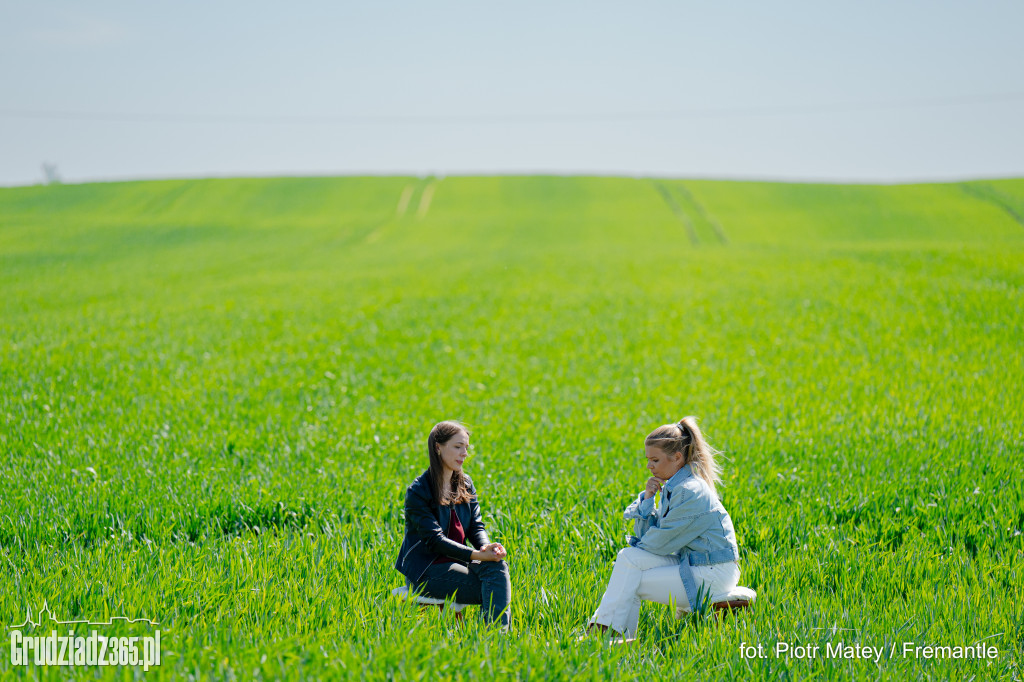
[431,511,467,565]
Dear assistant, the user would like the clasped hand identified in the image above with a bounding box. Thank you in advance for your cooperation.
[477,542,507,561]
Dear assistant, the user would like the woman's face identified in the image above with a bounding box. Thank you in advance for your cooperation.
[436,430,470,473]
[645,445,684,481]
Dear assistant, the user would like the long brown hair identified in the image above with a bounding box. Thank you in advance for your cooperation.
[644,416,723,497]
[427,420,473,505]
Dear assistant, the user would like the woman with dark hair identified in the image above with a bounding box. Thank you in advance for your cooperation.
[394,421,511,629]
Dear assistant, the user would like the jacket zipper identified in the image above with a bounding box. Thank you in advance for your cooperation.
[400,540,422,567]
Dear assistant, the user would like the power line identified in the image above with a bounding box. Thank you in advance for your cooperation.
[1,91,1023,126]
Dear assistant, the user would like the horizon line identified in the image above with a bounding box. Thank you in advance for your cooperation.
[3,170,1023,190]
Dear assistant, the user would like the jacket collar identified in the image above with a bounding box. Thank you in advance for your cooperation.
[663,463,693,492]
[418,469,470,529]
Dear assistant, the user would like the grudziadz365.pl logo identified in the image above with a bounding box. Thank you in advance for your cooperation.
[9,601,161,672]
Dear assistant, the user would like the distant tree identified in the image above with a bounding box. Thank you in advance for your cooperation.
[42,163,62,185]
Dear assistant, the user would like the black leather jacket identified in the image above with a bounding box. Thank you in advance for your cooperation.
[394,469,490,583]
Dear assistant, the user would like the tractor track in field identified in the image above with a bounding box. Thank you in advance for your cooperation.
[651,180,699,245]
[394,183,415,218]
[416,179,439,220]
[178,182,417,276]
[113,181,420,278]
[651,179,729,245]
[192,212,396,279]
[959,183,1024,230]
[675,182,729,244]
[368,177,437,242]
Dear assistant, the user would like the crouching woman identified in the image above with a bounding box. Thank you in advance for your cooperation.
[394,421,511,629]
[586,417,741,638]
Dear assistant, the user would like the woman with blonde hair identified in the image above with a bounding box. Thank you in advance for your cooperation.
[584,416,742,639]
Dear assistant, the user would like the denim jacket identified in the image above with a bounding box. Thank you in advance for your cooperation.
[623,463,739,611]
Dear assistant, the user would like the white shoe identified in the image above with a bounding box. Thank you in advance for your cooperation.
[608,635,636,645]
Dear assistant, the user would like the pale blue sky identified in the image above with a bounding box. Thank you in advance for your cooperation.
[2,1,1022,185]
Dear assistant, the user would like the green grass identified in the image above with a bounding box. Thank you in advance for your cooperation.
[1,175,1022,680]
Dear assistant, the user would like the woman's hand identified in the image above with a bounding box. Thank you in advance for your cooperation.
[473,543,507,562]
[643,477,662,500]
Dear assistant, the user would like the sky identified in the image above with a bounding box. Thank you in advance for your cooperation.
[2,1,1023,186]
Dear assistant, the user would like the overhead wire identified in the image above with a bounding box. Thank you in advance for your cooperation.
[1,91,1023,126]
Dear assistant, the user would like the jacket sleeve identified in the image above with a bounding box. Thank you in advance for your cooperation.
[634,487,715,556]
[465,480,490,549]
[623,491,657,520]
[623,491,658,540]
[405,484,475,562]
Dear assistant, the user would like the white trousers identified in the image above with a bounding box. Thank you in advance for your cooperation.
[590,546,740,637]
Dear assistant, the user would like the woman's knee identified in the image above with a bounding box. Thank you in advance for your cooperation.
[482,559,509,580]
[616,546,645,568]
[474,559,508,576]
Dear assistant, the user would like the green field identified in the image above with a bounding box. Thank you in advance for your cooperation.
[1,175,1022,680]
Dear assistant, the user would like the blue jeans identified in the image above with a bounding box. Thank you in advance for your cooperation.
[415,560,511,628]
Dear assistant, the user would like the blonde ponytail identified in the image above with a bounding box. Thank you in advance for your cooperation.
[644,416,723,497]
